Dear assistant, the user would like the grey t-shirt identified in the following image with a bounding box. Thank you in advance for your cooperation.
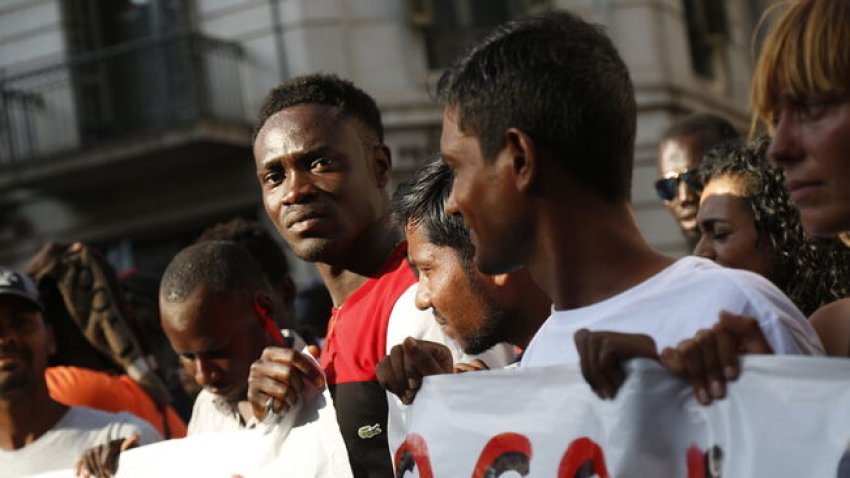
[0,406,161,477]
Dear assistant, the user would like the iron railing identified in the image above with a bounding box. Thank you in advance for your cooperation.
[0,31,245,166]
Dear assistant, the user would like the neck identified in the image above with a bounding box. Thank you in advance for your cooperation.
[317,218,402,307]
[0,384,68,450]
[504,272,551,350]
[529,192,673,311]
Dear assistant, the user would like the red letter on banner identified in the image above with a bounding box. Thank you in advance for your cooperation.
[558,437,610,478]
[686,444,723,478]
[471,432,533,478]
[394,433,433,478]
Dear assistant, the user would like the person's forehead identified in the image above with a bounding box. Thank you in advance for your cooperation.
[254,104,360,160]
[699,181,751,215]
[658,134,704,173]
[0,295,42,317]
[440,107,470,154]
[406,224,461,266]
[162,287,246,332]
[702,175,748,198]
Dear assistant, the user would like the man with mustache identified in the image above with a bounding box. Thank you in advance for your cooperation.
[247,74,508,477]
[0,266,160,476]
[377,158,549,403]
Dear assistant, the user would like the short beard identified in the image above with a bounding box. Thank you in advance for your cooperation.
[462,266,509,355]
[0,374,30,395]
[288,237,340,264]
[0,345,33,395]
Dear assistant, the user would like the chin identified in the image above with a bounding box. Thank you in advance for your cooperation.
[799,209,850,238]
[288,237,341,263]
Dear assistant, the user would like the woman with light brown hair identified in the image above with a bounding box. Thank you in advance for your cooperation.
[745,0,850,356]
[577,0,850,405]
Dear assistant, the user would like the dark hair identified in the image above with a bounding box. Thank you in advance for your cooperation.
[196,217,290,287]
[700,137,850,315]
[661,113,739,157]
[160,241,272,303]
[391,158,474,265]
[253,73,384,144]
[436,10,636,202]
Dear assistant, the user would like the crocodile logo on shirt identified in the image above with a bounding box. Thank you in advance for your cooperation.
[358,423,383,439]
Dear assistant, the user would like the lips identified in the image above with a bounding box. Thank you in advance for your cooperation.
[0,349,26,369]
[284,209,327,230]
[785,179,823,204]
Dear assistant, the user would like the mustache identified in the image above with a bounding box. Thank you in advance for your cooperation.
[284,206,328,228]
[0,344,33,361]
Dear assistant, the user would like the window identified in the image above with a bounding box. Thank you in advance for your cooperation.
[683,0,729,79]
[408,0,550,70]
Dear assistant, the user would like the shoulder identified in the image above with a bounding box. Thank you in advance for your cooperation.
[810,298,850,357]
[671,257,796,311]
[659,258,822,354]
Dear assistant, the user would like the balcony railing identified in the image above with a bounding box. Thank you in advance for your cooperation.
[0,31,245,166]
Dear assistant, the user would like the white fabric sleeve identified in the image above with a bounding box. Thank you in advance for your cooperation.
[732,271,825,355]
[385,284,515,367]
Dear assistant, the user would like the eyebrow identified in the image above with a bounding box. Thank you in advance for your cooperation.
[260,146,337,172]
[698,218,730,228]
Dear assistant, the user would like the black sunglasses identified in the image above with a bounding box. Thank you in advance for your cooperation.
[654,170,703,202]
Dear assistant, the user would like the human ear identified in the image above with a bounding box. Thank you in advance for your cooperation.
[373,144,393,188]
[504,128,538,193]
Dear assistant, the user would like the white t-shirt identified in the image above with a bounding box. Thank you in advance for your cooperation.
[520,257,824,367]
[0,406,161,477]
[187,389,257,436]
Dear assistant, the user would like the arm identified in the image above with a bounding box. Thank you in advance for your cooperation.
[376,338,453,405]
[809,298,850,357]
[659,311,773,405]
[573,329,658,399]
[247,346,326,420]
[75,435,139,478]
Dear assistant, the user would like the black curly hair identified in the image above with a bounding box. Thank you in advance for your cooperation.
[252,73,383,145]
[699,137,850,316]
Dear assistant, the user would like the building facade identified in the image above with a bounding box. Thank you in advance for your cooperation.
[0,0,771,283]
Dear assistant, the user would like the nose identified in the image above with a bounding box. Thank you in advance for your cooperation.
[445,184,460,216]
[677,179,696,204]
[693,235,714,260]
[414,283,432,311]
[193,357,219,387]
[0,320,18,343]
[767,113,803,169]
[282,170,318,206]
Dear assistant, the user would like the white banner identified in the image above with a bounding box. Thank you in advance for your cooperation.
[114,386,352,478]
[388,356,850,477]
[29,387,352,478]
